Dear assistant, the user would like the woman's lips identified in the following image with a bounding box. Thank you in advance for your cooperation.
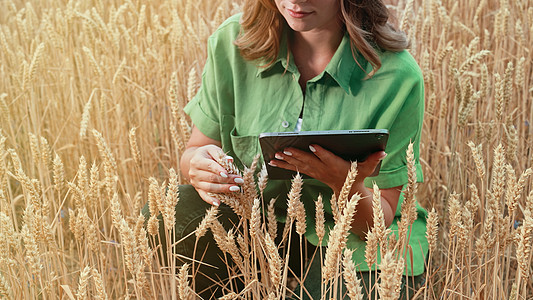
[287,9,312,18]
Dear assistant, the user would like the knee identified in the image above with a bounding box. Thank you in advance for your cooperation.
[142,184,204,217]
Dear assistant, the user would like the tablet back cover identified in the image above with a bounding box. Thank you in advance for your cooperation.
[259,130,389,180]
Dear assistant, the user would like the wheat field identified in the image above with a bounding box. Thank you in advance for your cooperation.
[0,0,532,299]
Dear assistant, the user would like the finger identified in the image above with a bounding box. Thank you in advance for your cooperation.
[308,144,341,163]
[274,151,302,166]
[227,174,245,184]
[357,151,387,176]
[277,149,321,167]
[268,159,298,172]
[275,149,333,178]
[273,152,308,173]
[282,147,316,162]
[366,151,387,161]
[358,151,387,165]
[197,189,221,206]
[302,144,351,176]
[193,157,230,177]
[190,145,232,176]
[195,181,242,194]
[205,147,234,164]
[191,170,244,185]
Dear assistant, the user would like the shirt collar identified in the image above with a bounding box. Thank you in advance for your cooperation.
[256,29,298,76]
[324,33,369,94]
[256,32,369,94]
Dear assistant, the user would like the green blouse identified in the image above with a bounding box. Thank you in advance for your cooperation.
[184,14,428,276]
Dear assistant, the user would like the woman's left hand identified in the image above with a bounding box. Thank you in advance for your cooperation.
[268,144,387,194]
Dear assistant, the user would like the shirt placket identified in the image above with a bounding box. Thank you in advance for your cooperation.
[303,77,326,131]
[279,70,304,132]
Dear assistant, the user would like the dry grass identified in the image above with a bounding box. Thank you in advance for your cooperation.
[0,0,532,299]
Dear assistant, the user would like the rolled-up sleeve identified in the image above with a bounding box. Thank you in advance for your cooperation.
[184,34,223,141]
[364,59,425,189]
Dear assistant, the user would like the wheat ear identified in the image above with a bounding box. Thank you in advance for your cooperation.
[343,248,363,300]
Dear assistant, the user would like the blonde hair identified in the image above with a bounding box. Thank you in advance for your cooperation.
[235,0,409,75]
[235,0,283,66]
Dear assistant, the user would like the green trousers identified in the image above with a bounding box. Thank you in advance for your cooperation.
[143,185,424,299]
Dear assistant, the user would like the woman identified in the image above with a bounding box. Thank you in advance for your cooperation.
[178,0,427,298]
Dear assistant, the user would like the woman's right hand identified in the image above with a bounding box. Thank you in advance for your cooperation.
[187,145,244,206]
[181,127,244,206]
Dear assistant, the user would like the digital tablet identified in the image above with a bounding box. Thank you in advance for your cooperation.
[259,129,389,180]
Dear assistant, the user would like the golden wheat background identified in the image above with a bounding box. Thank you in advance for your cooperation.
[0,0,532,299]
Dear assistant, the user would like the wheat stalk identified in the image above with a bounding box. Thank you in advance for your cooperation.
[267,198,278,241]
[195,206,218,239]
[315,194,325,244]
[377,251,401,300]
[0,272,11,298]
[337,162,358,212]
[323,193,361,282]
[343,248,363,300]
[162,168,179,231]
[91,268,108,300]
[76,266,91,300]
[178,263,191,300]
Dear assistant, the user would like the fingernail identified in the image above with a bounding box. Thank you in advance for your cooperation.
[234,177,244,184]
[283,150,292,156]
[212,200,220,207]
[275,153,284,160]
[379,153,388,160]
[229,186,240,192]
[268,161,277,167]
[309,145,316,152]
[220,172,228,178]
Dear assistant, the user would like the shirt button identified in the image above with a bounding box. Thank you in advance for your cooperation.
[281,121,290,128]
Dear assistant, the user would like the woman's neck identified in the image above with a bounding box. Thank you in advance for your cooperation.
[291,29,343,58]
[289,28,344,90]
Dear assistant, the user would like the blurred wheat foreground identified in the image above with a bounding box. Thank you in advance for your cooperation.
[0,0,532,299]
